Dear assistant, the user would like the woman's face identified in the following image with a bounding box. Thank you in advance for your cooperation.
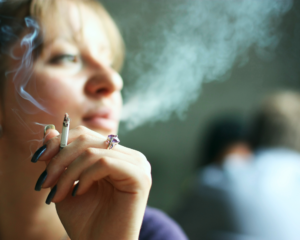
[2,2,123,153]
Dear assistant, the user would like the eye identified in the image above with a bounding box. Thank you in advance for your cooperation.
[49,54,80,64]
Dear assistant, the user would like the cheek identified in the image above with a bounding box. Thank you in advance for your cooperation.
[34,72,83,114]
[115,92,123,113]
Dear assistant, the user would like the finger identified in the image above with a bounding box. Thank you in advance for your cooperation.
[31,127,60,163]
[75,157,148,197]
[42,146,136,189]
[37,126,104,163]
[50,156,139,203]
[63,132,130,158]
[35,127,94,163]
[44,127,60,143]
[68,126,133,155]
[36,133,61,163]
[50,148,101,202]
[37,126,134,164]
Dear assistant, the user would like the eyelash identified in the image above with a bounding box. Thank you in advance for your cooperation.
[49,54,79,64]
[49,54,115,70]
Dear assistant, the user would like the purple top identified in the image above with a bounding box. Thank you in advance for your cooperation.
[139,207,188,240]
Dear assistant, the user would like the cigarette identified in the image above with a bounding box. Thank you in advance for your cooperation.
[60,113,70,150]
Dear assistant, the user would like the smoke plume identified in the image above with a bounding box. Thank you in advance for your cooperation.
[1,16,49,114]
[118,0,293,129]
[0,1,295,131]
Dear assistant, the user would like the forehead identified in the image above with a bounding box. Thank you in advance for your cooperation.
[41,1,110,50]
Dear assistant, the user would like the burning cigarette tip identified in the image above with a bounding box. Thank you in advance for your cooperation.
[64,113,70,121]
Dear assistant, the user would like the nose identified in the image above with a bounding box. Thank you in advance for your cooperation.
[84,63,123,98]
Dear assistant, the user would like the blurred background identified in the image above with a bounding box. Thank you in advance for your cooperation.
[99,0,300,237]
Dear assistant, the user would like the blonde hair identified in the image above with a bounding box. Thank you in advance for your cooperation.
[0,0,125,76]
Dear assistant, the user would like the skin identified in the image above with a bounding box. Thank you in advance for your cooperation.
[0,2,151,240]
[215,143,252,165]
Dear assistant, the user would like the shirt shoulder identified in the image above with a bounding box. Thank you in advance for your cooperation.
[139,206,188,240]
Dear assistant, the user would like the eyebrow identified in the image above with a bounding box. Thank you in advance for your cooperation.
[43,35,79,49]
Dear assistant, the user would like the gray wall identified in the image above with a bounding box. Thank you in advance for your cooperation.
[100,0,300,214]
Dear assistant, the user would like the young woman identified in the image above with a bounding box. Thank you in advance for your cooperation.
[0,0,188,239]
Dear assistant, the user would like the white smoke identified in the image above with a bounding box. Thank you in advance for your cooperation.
[0,1,294,131]
[0,14,54,140]
[2,17,50,114]
[120,0,293,129]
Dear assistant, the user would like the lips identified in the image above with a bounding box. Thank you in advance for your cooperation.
[82,109,118,131]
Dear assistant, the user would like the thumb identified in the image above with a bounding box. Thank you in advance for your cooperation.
[43,125,60,144]
[43,126,60,167]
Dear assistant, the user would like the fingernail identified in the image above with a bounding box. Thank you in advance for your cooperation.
[72,183,80,197]
[44,124,55,137]
[31,145,47,163]
[46,185,57,205]
[35,170,47,191]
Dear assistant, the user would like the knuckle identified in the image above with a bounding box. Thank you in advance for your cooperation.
[59,170,70,183]
[78,134,89,142]
[46,164,61,180]
[136,151,150,168]
[46,135,60,146]
[49,154,62,168]
[51,153,59,162]
[51,155,68,170]
[75,125,88,132]
[97,157,110,167]
[134,151,147,161]
[140,171,152,188]
[146,174,152,187]
[145,160,152,172]
[83,148,96,158]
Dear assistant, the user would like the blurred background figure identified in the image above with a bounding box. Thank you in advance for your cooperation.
[237,91,300,240]
[175,91,300,240]
[174,115,252,240]
[199,116,252,191]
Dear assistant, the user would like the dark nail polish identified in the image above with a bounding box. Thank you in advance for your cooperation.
[35,170,47,191]
[72,183,79,197]
[46,185,57,205]
[31,145,47,163]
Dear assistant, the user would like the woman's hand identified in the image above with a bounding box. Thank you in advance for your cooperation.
[36,126,152,240]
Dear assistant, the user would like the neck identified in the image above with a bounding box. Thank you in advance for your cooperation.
[0,139,67,240]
